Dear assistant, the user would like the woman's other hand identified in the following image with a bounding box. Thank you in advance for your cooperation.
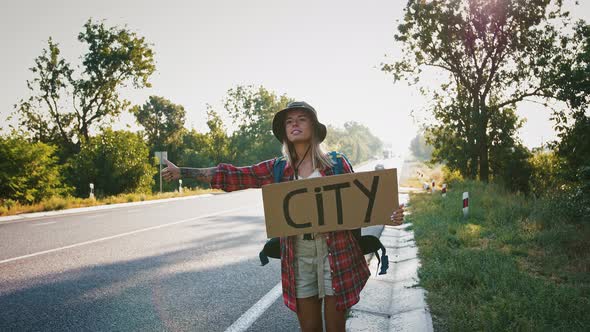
[390,204,405,226]
[162,159,180,181]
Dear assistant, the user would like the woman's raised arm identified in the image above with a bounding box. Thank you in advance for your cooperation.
[162,159,216,183]
[162,158,276,191]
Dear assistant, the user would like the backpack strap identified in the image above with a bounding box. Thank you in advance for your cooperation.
[273,156,287,183]
[328,151,348,175]
[359,235,390,275]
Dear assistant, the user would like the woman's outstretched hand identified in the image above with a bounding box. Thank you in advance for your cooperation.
[162,159,180,182]
[390,204,405,226]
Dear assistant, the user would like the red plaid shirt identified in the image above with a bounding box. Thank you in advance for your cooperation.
[211,153,370,312]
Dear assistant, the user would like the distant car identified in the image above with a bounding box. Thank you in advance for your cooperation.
[374,164,385,170]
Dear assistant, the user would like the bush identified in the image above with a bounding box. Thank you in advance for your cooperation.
[492,144,532,193]
[528,149,561,197]
[442,165,463,184]
[68,129,155,197]
[43,196,69,211]
[0,135,70,203]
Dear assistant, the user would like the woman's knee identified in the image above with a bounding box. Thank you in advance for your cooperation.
[297,310,323,332]
[296,297,323,332]
[299,320,323,332]
[323,297,346,332]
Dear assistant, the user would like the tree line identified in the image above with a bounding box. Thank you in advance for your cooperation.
[389,0,589,219]
[0,20,383,204]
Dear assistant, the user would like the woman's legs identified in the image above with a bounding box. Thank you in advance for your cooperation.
[324,296,346,332]
[296,296,323,332]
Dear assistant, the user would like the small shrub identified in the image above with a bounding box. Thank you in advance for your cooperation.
[43,196,68,211]
[2,199,17,209]
[442,165,463,185]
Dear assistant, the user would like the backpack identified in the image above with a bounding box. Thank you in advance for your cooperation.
[259,152,389,275]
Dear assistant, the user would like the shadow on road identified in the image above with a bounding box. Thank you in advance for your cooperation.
[0,214,292,332]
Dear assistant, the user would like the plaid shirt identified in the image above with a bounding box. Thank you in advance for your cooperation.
[211,153,370,312]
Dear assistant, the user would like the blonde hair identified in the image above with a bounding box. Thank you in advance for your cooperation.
[281,127,334,171]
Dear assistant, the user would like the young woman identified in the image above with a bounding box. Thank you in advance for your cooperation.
[162,101,404,332]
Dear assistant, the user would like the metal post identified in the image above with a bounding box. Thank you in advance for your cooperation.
[155,151,167,194]
[159,158,163,194]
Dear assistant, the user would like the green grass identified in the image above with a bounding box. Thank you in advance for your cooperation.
[408,180,590,331]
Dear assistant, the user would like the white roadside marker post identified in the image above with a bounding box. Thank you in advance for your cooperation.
[431,179,436,192]
[442,183,447,197]
[179,179,183,193]
[463,192,469,218]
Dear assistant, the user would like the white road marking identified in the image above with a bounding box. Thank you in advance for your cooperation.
[32,221,56,226]
[84,213,110,219]
[224,282,282,332]
[0,207,246,265]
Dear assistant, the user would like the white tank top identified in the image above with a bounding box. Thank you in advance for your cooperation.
[298,169,321,179]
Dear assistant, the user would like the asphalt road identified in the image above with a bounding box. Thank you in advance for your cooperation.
[0,158,404,332]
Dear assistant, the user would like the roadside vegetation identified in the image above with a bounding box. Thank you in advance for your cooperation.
[0,188,219,217]
[407,179,589,331]
[1,21,383,218]
[389,3,590,327]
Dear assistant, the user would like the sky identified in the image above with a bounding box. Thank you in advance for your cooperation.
[1,0,589,155]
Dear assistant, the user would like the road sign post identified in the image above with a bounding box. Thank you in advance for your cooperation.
[155,151,168,193]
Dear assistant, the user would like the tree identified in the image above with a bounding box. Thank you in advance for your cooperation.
[204,107,231,165]
[12,38,75,156]
[68,129,155,197]
[131,96,187,192]
[383,0,570,182]
[223,85,288,165]
[177,128,215,189]
[160,109,233,190]
[131,95,186,157]
[529,149,561,197]
[409,132,434,161]
[0,135,70,203]
[15,19,155,155]
[547,21,590,182]
[324,122,383,165]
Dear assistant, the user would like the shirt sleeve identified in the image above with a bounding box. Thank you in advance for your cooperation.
[211,158,276,192]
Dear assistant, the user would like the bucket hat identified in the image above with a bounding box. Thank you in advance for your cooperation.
[272,101,327,143]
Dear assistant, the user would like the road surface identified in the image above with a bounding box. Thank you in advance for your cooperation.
[0,158,404,331]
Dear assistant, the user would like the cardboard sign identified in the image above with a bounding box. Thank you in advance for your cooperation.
[261,169,399,238]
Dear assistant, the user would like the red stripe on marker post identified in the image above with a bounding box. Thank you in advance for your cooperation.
[462,192,469,218]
